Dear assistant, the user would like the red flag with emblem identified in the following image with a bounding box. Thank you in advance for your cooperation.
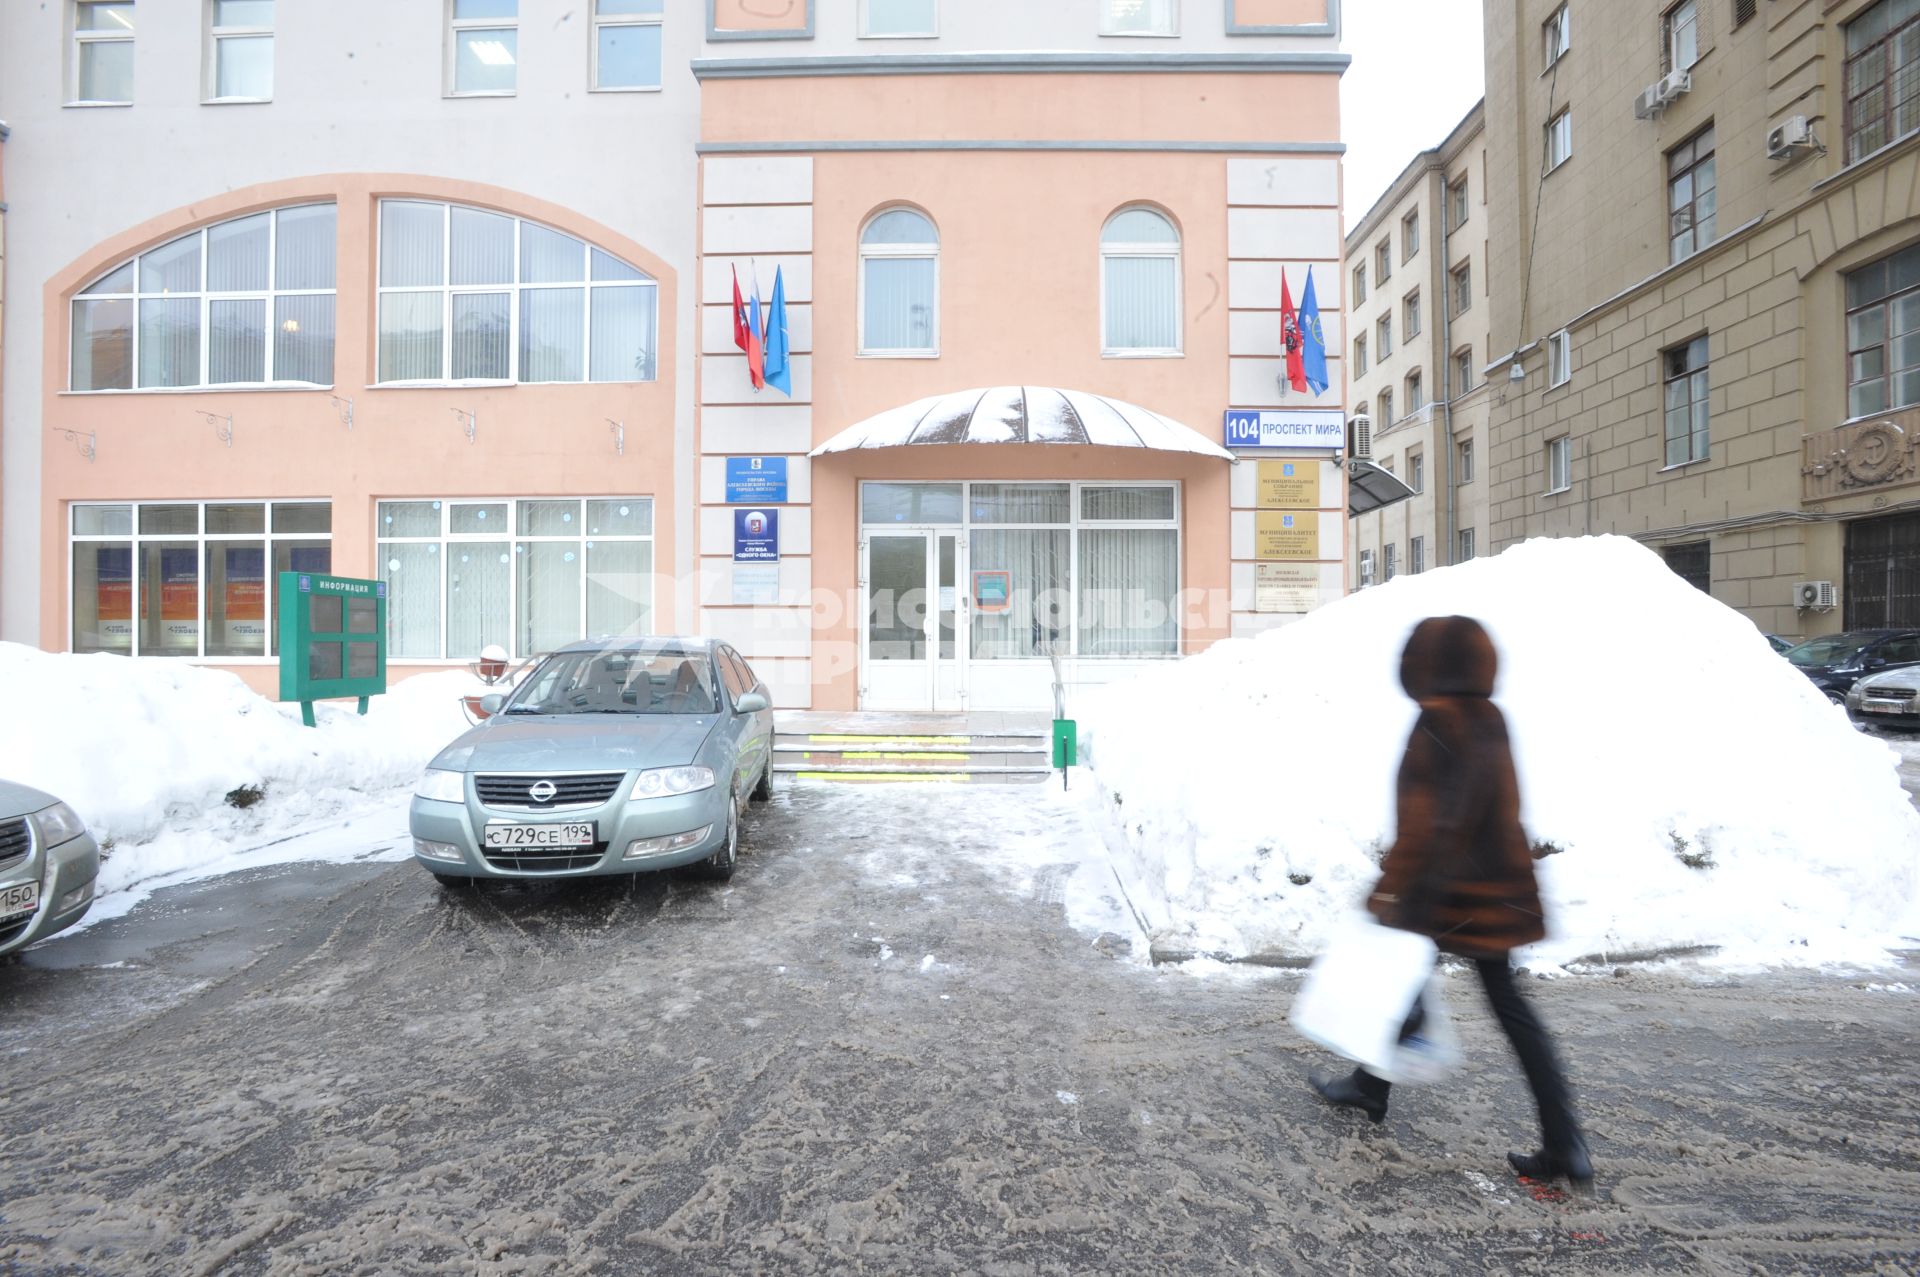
[1281,273,1308,394]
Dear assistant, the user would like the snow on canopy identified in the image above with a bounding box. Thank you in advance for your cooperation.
[1079,535,1920,969]
[810,386,1236,460]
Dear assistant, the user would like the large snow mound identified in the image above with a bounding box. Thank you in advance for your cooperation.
[1080,536,1920,968]
[0,644,487,907]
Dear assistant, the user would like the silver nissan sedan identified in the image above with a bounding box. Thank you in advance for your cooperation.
[409,638,775,885]
[0,779,101,957]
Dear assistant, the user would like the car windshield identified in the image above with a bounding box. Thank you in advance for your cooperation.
[502,646,719,715]
[1784,635,1875,668]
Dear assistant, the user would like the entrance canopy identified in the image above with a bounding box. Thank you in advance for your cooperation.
[1347,458,1418,517]
[810,386,1236,462]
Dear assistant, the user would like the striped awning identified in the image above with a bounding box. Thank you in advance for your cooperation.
[809,386,1235,461]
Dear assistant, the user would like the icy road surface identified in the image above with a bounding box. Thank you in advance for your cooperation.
[2,782,1916,1275]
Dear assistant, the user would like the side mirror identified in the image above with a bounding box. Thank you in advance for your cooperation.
[735,691,770,714]
[479,693,507,715]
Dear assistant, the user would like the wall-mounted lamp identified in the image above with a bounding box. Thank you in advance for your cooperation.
[198,410,234,447]
[452,407,477,445]
[606,418,625,457]
[331,395,355,430]
[51,428,96,463]
[1507,357,1527,383]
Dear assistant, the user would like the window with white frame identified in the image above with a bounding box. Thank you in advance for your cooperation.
[71,501,331,658]
[1353,333,1368,375]
[1547,435,1572,492]
[1376,313,1393,359]
[71,203,337,391]
[375,200,657,384]
[1448,174,1469,231]
[1407,369,1424,413]
[1102,0,1176,36]
[593,0,663,90]
[1378,388,1394,425]
[1101,207,1181,355]
[1455,346,1474,393]
[1385,542,1398,581]
[1403,210,1420,262]
[1404,290,1422,341]
[1458,527,1476,561]
[1359,549,1375,587]
[379,498,654,659]
[1376,239,1392,283]
[1451,261,1472,316]
[1409,451,1425,494]
[1663,0,1700,73]
[1668,124,1717,263]
[1845,242,1920,418]
[863,0,937,36]
[1844,0,1920,165]
[1663,334,1711,466]
[1543,3,1570,68]
[206,0,272,101]
[71,0,135,104]
[1546,109,1573,171]
[1547,329,1571,386]
[1458,436,1474,483]
[1411,536,1425,574]
[449,0,517,96]
[860,208,939,355]
[1353,263,1367,305]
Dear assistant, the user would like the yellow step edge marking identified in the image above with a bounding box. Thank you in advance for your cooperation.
[805,734,974,744]
[795,772,972,783]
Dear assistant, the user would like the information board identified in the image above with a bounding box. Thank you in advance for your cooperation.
[1257,459,1322,510]
[725,456,789,504]
[1255,563,1321,612]
[278,572,387,727]
[1255,511,1320,561]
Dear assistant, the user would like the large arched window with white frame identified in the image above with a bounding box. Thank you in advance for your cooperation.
[859,207,939,356]
[1100,206,1181,356]
[70,203,338,391]
[375,200,658,385]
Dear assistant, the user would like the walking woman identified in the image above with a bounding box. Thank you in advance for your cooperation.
[1309,615,1592,1187]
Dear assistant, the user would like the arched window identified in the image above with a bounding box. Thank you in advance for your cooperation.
[859,208,939,355]
[375,200,657,384]
[71,204,338,391]
[1100,207,1181,355]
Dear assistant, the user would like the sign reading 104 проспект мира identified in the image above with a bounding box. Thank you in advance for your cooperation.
[1222,409,1345,450]
[278,572,387,727]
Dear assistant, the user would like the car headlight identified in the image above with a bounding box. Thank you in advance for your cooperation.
[628,766,716,801]
[414,768,467,803]
[30,802,88,848]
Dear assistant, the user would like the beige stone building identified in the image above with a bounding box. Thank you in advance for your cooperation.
[1345,102,1491,587]
[1481,0,1920,640]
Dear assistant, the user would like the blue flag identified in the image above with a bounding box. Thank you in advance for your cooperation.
[763,266,792,397]
[1299,266,1329,396]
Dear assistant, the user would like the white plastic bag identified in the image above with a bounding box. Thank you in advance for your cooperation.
[1289,916,1460,1084]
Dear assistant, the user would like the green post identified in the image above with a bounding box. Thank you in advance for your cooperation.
[1052,718,1077,790]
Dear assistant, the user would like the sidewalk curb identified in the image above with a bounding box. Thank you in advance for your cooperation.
[1148,942,1724,969]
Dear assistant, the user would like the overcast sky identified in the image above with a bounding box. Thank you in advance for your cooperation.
[1340,0,1487,232]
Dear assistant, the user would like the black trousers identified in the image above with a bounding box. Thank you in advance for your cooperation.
[1354,957,1583,1152]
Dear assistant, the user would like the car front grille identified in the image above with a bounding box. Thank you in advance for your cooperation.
[480,843,609,874]
[474,772,626,811]
[0,917,32,948]
[0,818,31,874]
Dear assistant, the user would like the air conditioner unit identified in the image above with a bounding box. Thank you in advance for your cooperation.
[1766,115,1815,159]
[1633,69,1692,120]
[1348,415,1374,461]
[1793,580,1837,611]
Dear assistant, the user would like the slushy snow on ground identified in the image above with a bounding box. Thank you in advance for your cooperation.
[1079,535,1920,969]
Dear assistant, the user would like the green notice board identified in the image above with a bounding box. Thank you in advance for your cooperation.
[277,571,387,726]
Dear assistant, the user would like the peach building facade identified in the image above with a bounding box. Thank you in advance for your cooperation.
[0,0,1349,711]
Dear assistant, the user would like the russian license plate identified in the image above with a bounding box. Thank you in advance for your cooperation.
[1865,702,1903,714]
[0,881,40,920]
[483,822,595,849]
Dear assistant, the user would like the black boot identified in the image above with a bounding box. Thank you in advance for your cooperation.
[1309,1068,1388,1124]
[1507,1137,1593,1188]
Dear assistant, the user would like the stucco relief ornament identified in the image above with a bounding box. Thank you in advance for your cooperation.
[1804,419,1918,488]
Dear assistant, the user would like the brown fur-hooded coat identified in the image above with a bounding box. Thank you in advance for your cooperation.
[1366,616,1547,959]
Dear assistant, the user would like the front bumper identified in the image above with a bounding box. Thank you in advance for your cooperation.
[409,778,730,879]
[0,829,101,957]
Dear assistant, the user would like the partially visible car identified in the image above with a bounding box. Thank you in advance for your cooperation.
[0,780,101,958]
[1765,634,1796,655]
[409,637,776,886]
[1783,629,1920,703]
[1846,664,1920,730]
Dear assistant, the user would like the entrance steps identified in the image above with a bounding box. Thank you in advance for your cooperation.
[772,711,1055,785]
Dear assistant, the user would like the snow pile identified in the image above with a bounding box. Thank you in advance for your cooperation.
[1080,536,1920,969]
[0,643,489,908]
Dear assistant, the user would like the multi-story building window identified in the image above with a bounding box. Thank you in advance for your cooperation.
[71,0,135,105]
[1403,290,1421,340]
[71,501,332,658]
[1384,542,1398,580]
[1663,0,1700,73]
[207,0,272,102]
[1458,437,1475,483]
[1407,369,1424,412]
[1102,0,1176,36]
[71,203,337,391]
[1409,451,1425,493]
[1403,210,1420,262]
[862,0,937,37]
[1352,263,1367,305]
[1378,388,1394,425]
[1846,242,1920,417]
[861,207,940,355]
[1376,239,1392,283]
[1448,175,1469,232]
[1663,541,1711,592]
[1668,125,1717,263]
[1455,346,1474,392]
[1411,536,1425,574]
[1542,4,1570,68]
[1547,436,1572,492]
[1376,313,1393,359]
[1101,207,1181,355]
[379,497,654,659]
[1547,329,1571,386]
[1359,549,1375,587]
[1663,334,1711,466]
[1546,109,1573,171]
[592,0,664,90]
[1450,261,1472,316]
[449,0,517,96]
[1353,333,1368,375]
[375,200,657,384]
[1458,527,1476,561]
[1845,0,1920,164]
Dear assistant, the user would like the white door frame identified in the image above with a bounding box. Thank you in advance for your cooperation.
[859,527,967,711]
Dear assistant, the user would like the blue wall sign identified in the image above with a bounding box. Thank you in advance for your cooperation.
[725,456,789,504]
[733,508,780,562]
[1223,408,1346,450]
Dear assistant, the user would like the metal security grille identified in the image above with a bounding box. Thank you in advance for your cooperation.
[1845,512,1920,628]
[1662,540,1711,593]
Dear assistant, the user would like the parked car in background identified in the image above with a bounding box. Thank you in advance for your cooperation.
[1765,634,1796,655]
[410,638,776,886]
[0,780,100,957]
[1783,630,1920,703]
[1846,664,1920,730]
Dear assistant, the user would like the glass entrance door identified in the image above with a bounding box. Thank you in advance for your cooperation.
[862,530,965,710]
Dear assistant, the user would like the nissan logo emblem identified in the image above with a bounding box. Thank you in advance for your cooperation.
[527,780,558,803]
